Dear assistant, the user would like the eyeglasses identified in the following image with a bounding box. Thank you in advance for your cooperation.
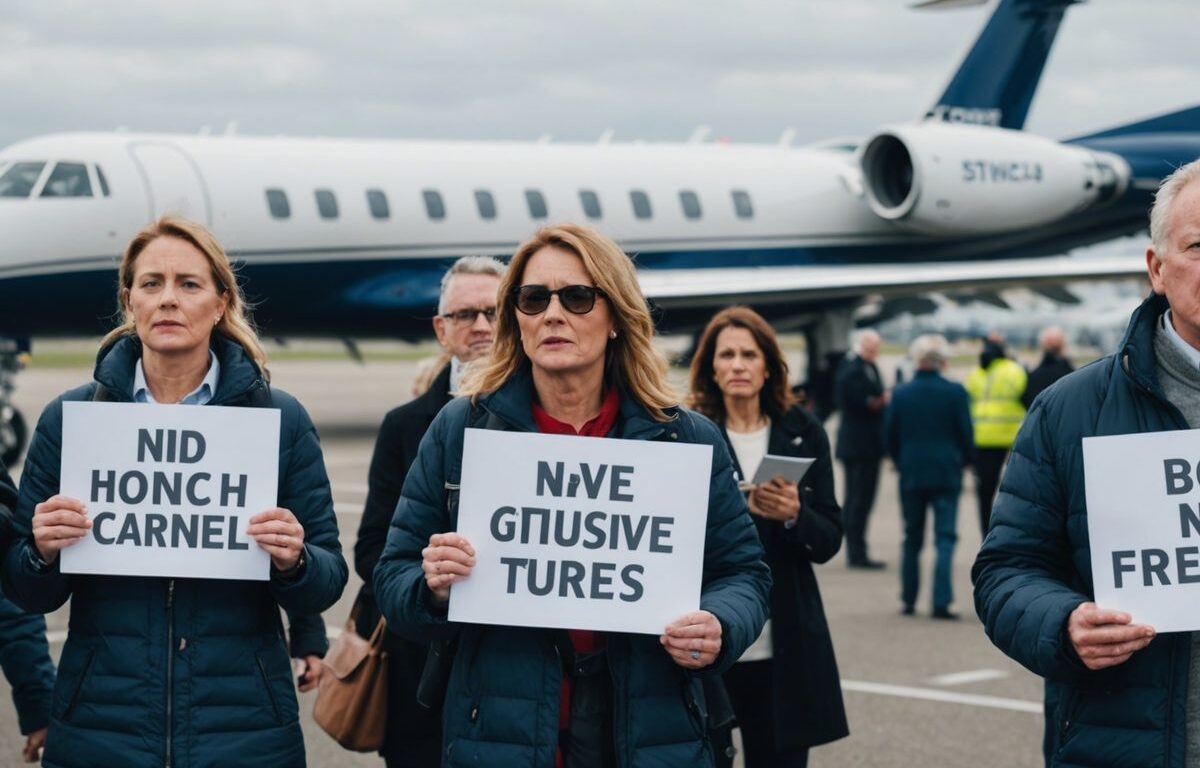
[440,307,497,325]
[512,284,606,315]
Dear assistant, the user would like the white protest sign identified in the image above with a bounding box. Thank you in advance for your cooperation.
[1084,428,1200,632]
[60,401,279,581]
[448,428,713,635]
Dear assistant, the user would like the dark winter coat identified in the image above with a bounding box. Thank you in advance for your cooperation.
[833,355,885,460]
[373,365,772,768]
[884,370,974,493]
[719,405,849,750]
[973,294,1192,767]
[0,462,55,736]
[354,363,452,756]
[1,335,348,768]
[1023,352,1075,409]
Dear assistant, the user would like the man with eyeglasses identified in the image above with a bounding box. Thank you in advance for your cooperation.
[353,255,505,768]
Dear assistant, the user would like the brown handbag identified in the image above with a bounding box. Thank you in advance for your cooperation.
[313,605,389,752]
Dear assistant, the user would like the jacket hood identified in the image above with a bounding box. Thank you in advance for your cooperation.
[1118,292,1171,391]
[92,333,266,404]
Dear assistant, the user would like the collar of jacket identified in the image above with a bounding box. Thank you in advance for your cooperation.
[1118,292,1172,393]
[477,362,677,440]
[92,334,266,405]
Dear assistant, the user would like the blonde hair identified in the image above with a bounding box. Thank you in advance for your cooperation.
[460,224,677,421]
[100,217,269,377]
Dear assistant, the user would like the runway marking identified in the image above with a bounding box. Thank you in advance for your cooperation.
[927,668,1011,687]
[841,680,1040,714]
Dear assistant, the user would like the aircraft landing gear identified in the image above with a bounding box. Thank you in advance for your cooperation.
[803,308,855,421]
[0,338,29,467]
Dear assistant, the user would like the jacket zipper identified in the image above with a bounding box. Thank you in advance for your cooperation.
[165,579,175,768]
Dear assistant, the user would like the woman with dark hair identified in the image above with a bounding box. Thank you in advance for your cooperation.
[374,224,771,767]
[1,217,347,768]
[688,306,848,768]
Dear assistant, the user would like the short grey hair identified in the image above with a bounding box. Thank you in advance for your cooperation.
[1150,158,1200,259]
[438,255,507,314]
[909,333,948,370]
[853,328,881,354]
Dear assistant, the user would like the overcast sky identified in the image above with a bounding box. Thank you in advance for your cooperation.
[0,0,1195,150]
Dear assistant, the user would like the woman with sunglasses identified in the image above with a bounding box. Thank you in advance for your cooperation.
[687,306,848,768]
[374,224,771,767]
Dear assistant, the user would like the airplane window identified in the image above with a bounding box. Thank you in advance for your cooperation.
[40,162,93,198]
[367,189,390,220]
[96,165,111,197]
[475,189,497,219]
[679,190,702,220]
[525,189,548,219]
[630,190,652,220]
[579,190,602,219]
[315,189,339,219]
[732,189,754,219]
[265,189,290,219]
[423,189,445,220]
[0,162,46,198]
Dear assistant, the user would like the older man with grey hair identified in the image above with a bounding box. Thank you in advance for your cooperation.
[354,254,506,768]
[884,334,972,618]
[835,328,889,568]
[974,157,1200,766]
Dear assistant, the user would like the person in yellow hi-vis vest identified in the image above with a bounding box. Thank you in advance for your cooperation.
[964,336,1027,534]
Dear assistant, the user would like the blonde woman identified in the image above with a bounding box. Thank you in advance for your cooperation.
[374,224,770,767]
[2,217,347,768]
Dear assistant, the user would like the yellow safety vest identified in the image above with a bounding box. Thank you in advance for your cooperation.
[964,358,1027,448]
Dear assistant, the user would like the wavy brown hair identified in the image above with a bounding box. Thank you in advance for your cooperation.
[687,305,794,423]
[100,217,269,377]
[460,223,677,421]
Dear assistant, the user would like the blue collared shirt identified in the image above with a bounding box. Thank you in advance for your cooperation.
[133,351,220,405]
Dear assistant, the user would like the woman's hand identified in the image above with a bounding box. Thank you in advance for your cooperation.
[31,495,91,564]
[22,727,46,763]
[747,477,800,523]
[661,610,723,669]
[422,533,475,605]
[295,655,323,693]
[248,508,306,572]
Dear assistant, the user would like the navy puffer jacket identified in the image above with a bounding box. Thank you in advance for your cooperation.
[374,365,772,768]
[1,335,348,768]
[973,294,1191,768]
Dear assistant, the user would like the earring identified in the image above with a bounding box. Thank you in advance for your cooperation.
[608,330,617,339]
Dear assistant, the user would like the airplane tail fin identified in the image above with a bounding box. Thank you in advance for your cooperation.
[1069,105,1200,142]
[922,0,1081,130]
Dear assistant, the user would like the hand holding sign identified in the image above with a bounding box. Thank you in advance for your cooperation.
[748,478,800,523]
[31,495,92,564]
[660,610,722,669]
[1067,602,1155,670]
[422,533,477,604]
[247,508,305,571]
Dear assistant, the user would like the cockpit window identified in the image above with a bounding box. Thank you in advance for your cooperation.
[0,162,47,198]
[41,162,93,198]
[96,165,111,197]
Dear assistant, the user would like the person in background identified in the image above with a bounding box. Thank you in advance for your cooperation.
[1,217,347,768]
[354,255,505,768]
[884,334,973,620]
[834,329,887,568]
[1022,326,1073,409]
[688,306,848,768]
[964,333,1027,534]
[973,157,1200,768]
[373,224,771,767]
[0,461,53,763]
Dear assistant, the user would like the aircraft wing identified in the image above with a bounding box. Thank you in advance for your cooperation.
[638,254,1147,309]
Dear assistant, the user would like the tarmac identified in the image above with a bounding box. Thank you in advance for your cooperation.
[0,353,1045,767]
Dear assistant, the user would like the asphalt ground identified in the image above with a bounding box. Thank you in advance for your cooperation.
[0,354,1045,768]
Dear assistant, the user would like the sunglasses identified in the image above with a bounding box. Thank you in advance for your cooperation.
[512,284,606,315]
[440,307,497,325]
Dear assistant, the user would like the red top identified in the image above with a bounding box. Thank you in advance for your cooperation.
[531,388,619,767]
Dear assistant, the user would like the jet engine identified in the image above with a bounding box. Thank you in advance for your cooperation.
[859,122,1129,236]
